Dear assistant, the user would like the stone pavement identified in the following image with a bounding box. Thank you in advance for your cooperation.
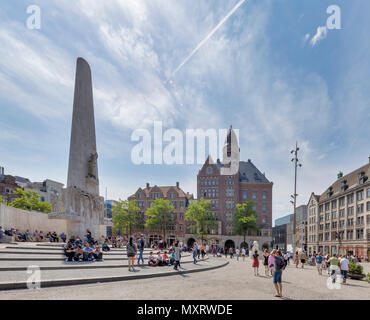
[0,256,368,300]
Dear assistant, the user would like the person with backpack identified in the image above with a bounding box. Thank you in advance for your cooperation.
[137,234,145,265]
[126,237,137,272]
[273,250,285,297]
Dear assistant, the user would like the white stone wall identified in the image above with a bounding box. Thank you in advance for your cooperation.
[0,203,67,234]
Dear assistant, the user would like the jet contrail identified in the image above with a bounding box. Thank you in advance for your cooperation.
[169,0,247,79]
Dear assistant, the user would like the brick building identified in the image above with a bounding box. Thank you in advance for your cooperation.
[128,182,193,245]
[193,126,273,250]
[307,159,370,258]
[0,166,20,203]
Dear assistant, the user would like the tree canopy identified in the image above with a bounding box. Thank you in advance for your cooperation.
[9,188,51,213]
[185,197,216,242]
[233,200,259,243]
[112,199,142,237]
[145,198,175,242]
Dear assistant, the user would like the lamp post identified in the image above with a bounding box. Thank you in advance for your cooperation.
[291,142,302,251]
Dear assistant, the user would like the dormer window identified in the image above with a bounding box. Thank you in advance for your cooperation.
[358,171,368,184]
[207,167,213,174]
[327,186,333,198]
[341,180,348,192]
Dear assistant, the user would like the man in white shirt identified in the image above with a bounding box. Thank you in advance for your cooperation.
[235,248,240,261]
[340,255,350,284]
[241,248,246,261]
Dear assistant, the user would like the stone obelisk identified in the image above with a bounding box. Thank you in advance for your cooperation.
[67,57,99,195]
[49,58,106,239]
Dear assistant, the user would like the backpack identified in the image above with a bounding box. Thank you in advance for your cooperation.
[278,257,285,270]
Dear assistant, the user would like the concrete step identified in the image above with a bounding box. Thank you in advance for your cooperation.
[0,257,208,271]
[0,249,158,256]
[0,253,191,261]
[0,258,228,290]
[0,255,197,267]
[6,246,151,251]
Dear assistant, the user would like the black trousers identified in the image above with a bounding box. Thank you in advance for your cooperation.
[65,252,75,262]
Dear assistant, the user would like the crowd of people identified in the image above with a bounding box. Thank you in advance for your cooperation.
[125,235,184,271]
[0,226,67,243]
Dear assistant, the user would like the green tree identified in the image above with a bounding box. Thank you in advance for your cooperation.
[112,199,142,237]
[233,200,259,245]
[145,198,175,243]
[10,188,51,213]
[185,197,216,242]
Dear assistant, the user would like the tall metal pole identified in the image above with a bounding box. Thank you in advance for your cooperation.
[293,142,298,250]
[291,142,301,251]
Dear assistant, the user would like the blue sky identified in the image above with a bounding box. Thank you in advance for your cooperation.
[0,0,369,223]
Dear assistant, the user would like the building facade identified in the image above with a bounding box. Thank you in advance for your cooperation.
[295,205,308,251]
[307,160,370,259]
[25,179,64,212]
[128,182,194,245]
[193,126,273,250]
[272,224,287,250]
[0,166,20,203]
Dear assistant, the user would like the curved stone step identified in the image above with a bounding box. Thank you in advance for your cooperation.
[0,250,160,256]
[6,246,154,252]
[0,253,191,261]
[0,258,208,271]
[0,258,228,290]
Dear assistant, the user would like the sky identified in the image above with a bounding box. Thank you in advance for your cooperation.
[0,0,369,224]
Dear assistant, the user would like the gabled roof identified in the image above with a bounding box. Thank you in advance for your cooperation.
[239,160,270,183]
[319,162,370,199]
[130,185,194,200]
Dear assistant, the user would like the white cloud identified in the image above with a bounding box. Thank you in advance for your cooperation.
[310,26,328,47]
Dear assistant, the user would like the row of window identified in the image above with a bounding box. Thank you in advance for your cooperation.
[319,189,370,213]
[136,200,186,209]
[316,229,365,241]
[242,191,268,200]
[200,178,219,186]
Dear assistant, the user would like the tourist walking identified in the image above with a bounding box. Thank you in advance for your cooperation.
[283,251,289,267]
[137,234,145,265]
[192,242,198,264]
[252,250,259,276]
[326,254,331,275]
[126,237,137,272]
[229,247,234,259]
[340,255,349,284]
[314,252,323,275]
[263,249,269,276]
[293,251,299,268]
[235,247,240,261]
[241,247,246,262]
[174,241,181,270]
[273,250,285,298]
[328,254,340,283]
[300,251,307,268]
[268,250,275,276]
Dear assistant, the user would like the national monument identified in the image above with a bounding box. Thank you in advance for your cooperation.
[49,57,106,239]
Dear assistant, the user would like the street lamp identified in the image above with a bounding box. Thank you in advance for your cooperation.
[291,142,302,251]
